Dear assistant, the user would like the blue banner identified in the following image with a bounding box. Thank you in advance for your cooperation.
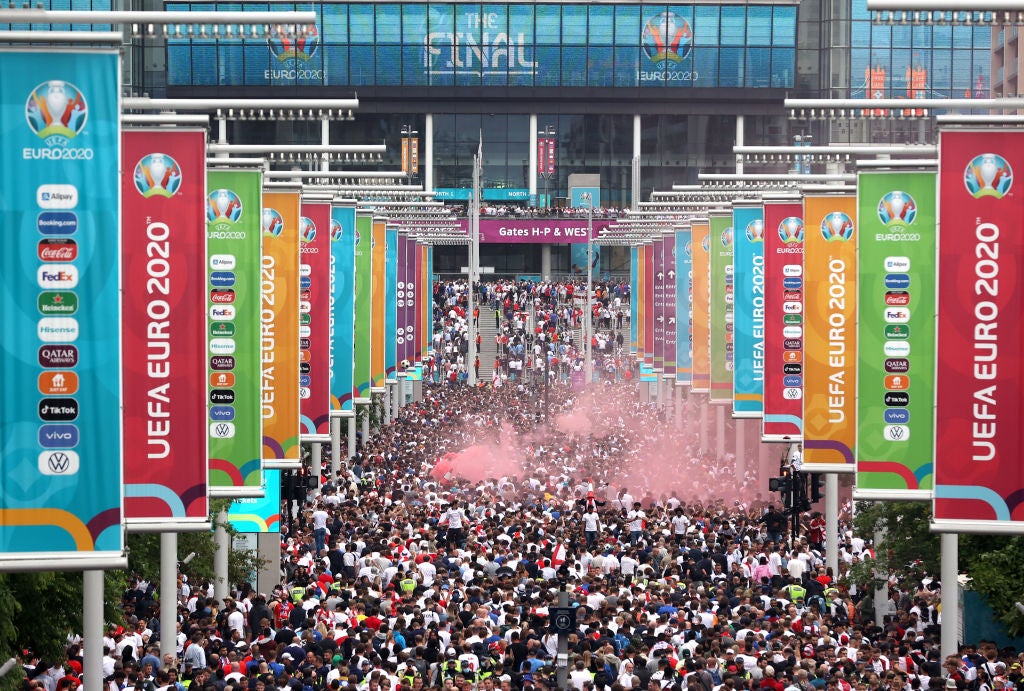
[732,203,764,417]
[228,469,281,533]
[0,50,124,565]
[675,226,692,385]
[330,202,356,413]
[630,245,639,355]
[385,225,398,378]
[166,3,798,90]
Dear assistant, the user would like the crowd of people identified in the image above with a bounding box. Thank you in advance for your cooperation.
[26,286,1023,691]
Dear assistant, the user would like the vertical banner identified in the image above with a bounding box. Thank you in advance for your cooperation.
[630,246,639,355]
[207,168,263,494]
[261,191,300,469]
[644,242,655,366]
[709,211,734,405]
[762,200,805,442]
[122,129,209,529]
[299,201,332,438]
[675,225,692,385]
[733,203,765,418]
[691,220,711,393]
[385,225,399,381]
[652,234,666,372]
[330,202,356,414]
[663,230,677,378]
[371,218,387,393]
[637,245,647,362]
[228,469,281,533]
[396,232,410,372]
[426,241,434,358]
[802,193,857,472]
[353,211,373,401]
[413,241,424,366]
[0,50,124,565]
[934,130,1024,529]
[856,171,936,498]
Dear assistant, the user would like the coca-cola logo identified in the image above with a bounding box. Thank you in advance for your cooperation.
[38,238,78,262]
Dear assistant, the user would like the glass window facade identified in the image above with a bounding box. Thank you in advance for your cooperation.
[165,2,798,89]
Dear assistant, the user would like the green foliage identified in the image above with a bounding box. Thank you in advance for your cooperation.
[849,501,1024,638]
[126,500,266,592]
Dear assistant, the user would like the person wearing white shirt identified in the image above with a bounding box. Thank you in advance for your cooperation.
[582,510,601,548]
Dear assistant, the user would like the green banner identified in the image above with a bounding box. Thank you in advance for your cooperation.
[354,211,373,401]
[207,169,263,490]
[855,171,936,497]
[709,211,734,404]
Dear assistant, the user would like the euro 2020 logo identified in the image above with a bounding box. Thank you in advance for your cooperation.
[877,190,917,231]
[268,23,320,62]
[820,211,854,242]
[262,208,284,237]
[721,226,733,248]
[744,219,764,243]
[207,189,243,226]
[642,11,693,64]
[778,217,804,244]
[964,153,1013,199]
[134,153,183,198]
[330,218,343,242]
[26,80,87,145]
[300,216,317,243]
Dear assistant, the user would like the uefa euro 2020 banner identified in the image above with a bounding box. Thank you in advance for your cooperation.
[761,200,804,442]
[0,50,125,568]
[651,235,666,371]
[330,201,356,413]
[228,468,281,533]
[708,211,733,405]
[732,203,765,418]
[934,130,1024,532]
[260,191,300,470]
[371,217,387,393]
[122,129,209,530]
[354,210,373,401]
[802,194,856,473]
[690,219,711,393]
[856,171,936,499]
[675,225,692,386]
[662,230,677,378]
[630,246,639,355]
[385,225,399,381]
[207,168,263,495]
[299,201,331,439]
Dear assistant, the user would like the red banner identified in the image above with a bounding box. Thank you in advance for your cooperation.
[644,242,656,366]
[300,202,332,439]
[934,129,1024,530]
[762,200,804,442]
[652,235,666,371]
[121,129,209,527]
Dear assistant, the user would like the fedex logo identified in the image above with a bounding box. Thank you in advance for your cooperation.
[37,265,78,289]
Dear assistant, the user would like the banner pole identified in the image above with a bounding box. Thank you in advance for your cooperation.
[331,418,342,479]
[312,442,322,490]
[825,474,839,575]
[347,416,357,460]
[940,533,959,660]
[214,509,230,602]
[83,570,104,691]
[160,533,178,664]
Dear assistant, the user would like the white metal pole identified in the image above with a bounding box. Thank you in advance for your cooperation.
[312,441,323,488]
[347,416,357,459]
[716,405,725,460]
[940,533,959,660]
[874,529,888,626]
[585,197,593,386]
[529,115,538,206]
[735,115,744,175]
[826,473,839,575]
[214,510,230,602]
[425,114,434,194]
[331,417,342,478]
[735,419,746,478]
[83,571,104,691]
[160,533,178,664]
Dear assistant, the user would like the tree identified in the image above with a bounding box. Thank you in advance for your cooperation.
[850,501,1024,637]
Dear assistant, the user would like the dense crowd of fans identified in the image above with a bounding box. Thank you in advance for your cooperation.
[26,287,1023,691]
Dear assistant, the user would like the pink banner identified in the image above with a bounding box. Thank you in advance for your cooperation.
[652,235,666,371]
[934,129,1024,529]
[762,201,804,442]
[644,242,655,366]
[121,129,209,526]
[300,202,332,438]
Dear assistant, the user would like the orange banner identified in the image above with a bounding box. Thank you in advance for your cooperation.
[691,220,711,393]
[371,218,387,391]
[802,194,857,471]
[261,191,301,466]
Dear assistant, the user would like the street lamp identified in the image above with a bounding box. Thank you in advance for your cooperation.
[538,125,555,209]
[581,191,594,386]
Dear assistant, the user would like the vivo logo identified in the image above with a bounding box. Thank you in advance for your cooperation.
[884,408,910,424]
[783,375,802,387]
[210,405,235,421]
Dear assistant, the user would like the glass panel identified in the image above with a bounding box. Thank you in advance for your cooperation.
[322,4,347,43]
[402,4,426,43]
[747,6,772,46]
[590,5,614,44]
[562,46,588,85]
[348,5,374,44]
[562,5,587,45]
[614,5,640,46]
[720,5,745,46]
[773,6,796,45]
[746,48,771,87]
[693,47,717,86]
[535,46,561,85]
[324,44,349,86]
[349,45,375,84]
[376,46,402,83]
[375,4,401,43]
[589,46,614,86]
[719,47,743,86]
[693,5,719,45]
[615,46,639,86]
[536,5,560,44]
[402,45,427,85]
[771,48,795,87]
[509,4,534,43]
